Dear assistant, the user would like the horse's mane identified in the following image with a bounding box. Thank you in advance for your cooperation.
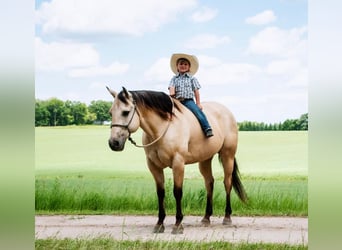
[117,90,181,120]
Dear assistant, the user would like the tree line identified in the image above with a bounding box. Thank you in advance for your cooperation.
[35,98,308,130]
[35,98,112,126]
[237,113,308,131]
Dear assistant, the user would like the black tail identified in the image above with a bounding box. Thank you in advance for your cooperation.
[232,158,248,203]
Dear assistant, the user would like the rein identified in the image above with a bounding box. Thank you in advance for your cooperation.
[110,96,174,148]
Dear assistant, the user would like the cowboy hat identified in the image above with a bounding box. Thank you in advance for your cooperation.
[170,53,199,75]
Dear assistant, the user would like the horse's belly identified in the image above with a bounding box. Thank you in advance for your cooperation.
[184,143,221,164]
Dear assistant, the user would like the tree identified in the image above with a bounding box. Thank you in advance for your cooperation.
[35,100,50,126]
[237,113,308,131]
[45,98,64,126]
[298,113,308,130]
[69,101,88,125]
[88,100,112,123]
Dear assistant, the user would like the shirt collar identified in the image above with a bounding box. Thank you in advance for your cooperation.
[176,72,191,77]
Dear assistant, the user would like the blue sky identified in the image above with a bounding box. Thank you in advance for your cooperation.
[35,0,307,123]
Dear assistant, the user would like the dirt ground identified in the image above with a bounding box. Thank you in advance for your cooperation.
[35,215,307,245]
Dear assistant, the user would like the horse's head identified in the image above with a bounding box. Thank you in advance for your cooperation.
[107,86,140,151]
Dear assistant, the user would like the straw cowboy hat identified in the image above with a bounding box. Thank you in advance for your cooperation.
[170,53,199,75]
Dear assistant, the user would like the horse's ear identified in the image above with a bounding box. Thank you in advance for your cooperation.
[122,86,131,99]
[106,86,117,98]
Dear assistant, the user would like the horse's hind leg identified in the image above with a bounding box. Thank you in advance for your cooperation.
[199,158,214,226]
[147,160,166,233]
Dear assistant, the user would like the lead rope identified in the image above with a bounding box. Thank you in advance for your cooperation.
[128,96,174,148]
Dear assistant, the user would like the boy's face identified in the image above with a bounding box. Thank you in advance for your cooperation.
[177,59,190,74]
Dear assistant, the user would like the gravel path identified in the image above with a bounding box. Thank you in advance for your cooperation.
[35,215,307,245]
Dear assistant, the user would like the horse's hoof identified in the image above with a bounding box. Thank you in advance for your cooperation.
[153,224,165,233]
[201,217,210,226]
[222,217,232,225]
[171,224,184,234]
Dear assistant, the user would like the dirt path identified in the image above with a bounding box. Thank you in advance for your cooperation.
[35,215,307,245]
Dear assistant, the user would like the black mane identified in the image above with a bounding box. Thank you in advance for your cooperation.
[118,90,180,120]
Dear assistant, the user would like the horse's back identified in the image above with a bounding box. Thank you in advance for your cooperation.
[203,101,238,133]
[170,101,238,163]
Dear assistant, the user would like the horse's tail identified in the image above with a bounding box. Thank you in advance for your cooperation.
[232,158,248,203]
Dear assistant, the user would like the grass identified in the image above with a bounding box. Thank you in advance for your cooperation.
[35,126,307,216]
[35,238,307,250]
[35,127,308,247]
[35,126,308,178]
[35,175,307,216]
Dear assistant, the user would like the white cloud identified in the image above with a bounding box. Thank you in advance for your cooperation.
[36,37,130,77]
[217,91,307,123]
[196,55,221,67]
[89,81,107,90]
[35,37,99,71]
[144,55,262,86]
[266,59,301,75]
[246,26,307,59]
[191,6,218,22]
[245,10,277,25]
[198,63,262,85]
[266,59,308,87]
[184,34,231,49]
[68,62,130,77]
[247,26,308,89]
[196,55,262,85]
[36,0,197,36]
[144,57,172,82]
[287,68,308,87]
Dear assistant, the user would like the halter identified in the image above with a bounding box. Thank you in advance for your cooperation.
[110,105,137,130]
[110,96,174,148]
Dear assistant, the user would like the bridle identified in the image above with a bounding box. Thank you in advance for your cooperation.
[110,105,137,131]
[110,97,174,148]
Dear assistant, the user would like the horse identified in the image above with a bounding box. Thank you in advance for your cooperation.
[106,86,247,234]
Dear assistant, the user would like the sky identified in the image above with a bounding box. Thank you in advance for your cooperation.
[35,0,308,123]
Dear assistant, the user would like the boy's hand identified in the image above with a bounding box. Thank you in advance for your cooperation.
[197,103,203,110]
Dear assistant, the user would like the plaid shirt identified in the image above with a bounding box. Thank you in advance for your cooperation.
[168,73,201,99]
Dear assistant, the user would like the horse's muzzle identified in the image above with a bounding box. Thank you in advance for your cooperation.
[108,138,125,151]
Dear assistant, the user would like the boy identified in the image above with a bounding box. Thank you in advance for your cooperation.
[168,53,213,138]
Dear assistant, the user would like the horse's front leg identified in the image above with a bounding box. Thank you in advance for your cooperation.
[147,161,166,233]
[171,164,185,234]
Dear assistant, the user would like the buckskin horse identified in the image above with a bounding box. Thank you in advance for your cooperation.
[107,86,247,234]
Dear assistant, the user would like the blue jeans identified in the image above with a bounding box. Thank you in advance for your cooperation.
[181,99,211,132]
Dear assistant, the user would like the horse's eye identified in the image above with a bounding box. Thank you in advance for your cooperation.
[122,111,130,117]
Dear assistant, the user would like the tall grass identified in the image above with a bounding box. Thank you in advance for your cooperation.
[36,238,308,250]
[35,176,307,216]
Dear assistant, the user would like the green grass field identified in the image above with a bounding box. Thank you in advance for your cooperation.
[35,126,308,248]
[35,126,307,178]
[35,126,307,216]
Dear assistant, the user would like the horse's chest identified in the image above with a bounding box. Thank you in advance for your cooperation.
[146,149,172,167]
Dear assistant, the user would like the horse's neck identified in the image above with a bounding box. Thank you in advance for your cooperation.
[138,109,168,137]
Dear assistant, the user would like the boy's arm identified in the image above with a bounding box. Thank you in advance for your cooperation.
[169,86,176,97]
